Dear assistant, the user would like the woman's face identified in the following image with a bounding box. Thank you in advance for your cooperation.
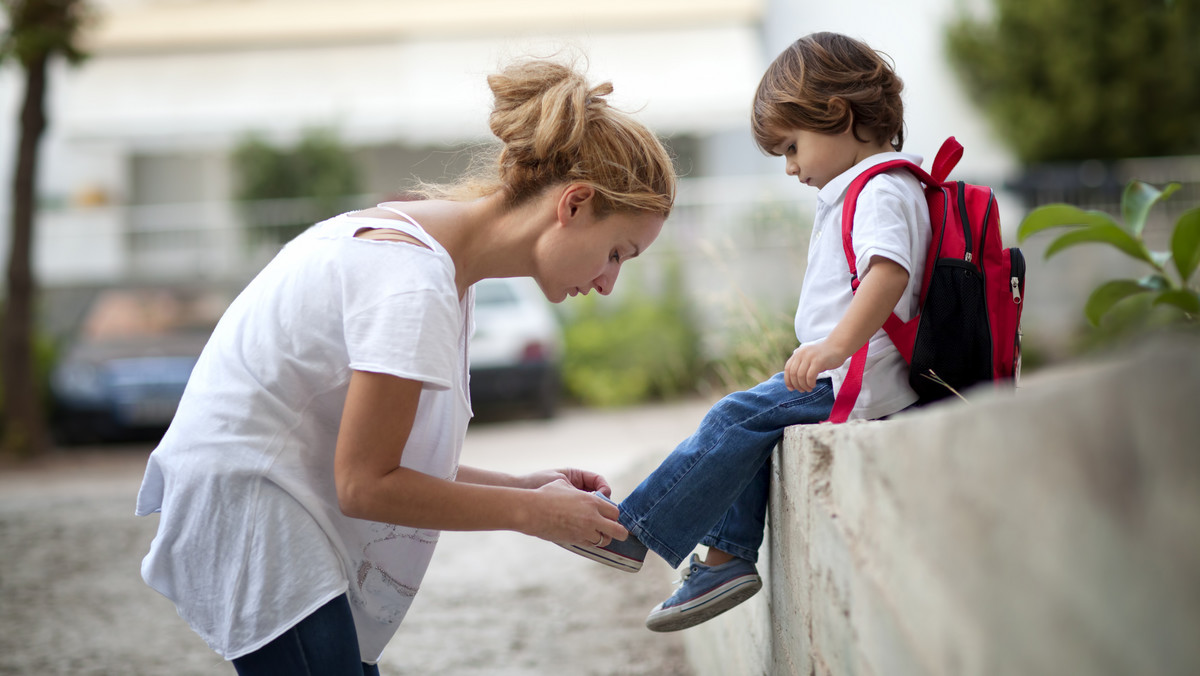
[536,208,665,304]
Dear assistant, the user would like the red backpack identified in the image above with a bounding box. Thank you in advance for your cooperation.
[827,137,1025,423]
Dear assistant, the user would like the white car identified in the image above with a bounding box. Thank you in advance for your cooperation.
[469,277,564,417]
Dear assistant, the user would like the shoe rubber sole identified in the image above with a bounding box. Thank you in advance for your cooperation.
[558,542,644,573]
[645,573,763,632]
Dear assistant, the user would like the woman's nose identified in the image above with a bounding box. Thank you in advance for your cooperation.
[785,159,799,176]
[594,265,619,296]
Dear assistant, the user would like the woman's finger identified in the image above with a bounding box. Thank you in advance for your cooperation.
[598,519,628,542]
[591,474,613,497]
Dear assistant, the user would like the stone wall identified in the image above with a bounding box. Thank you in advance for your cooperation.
[683,337,1200,676]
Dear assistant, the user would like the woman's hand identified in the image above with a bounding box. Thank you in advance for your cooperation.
[523,478,628,546]
[518,468,612,497]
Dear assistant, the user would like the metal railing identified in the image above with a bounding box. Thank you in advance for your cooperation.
[35,176,817,287]
[31,156,1200,354]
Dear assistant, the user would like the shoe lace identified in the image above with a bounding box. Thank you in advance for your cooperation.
[672,563,698,587]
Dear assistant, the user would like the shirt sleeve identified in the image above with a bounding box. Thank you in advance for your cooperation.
[851,172,925,280]
[341,246,461,390]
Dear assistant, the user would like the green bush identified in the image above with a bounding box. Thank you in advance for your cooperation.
[1019,180,1200,325]
[560,262,702,407]
[0,330,59,441]
[1019,179,1200,354]
[706,302,797,394]
[233,128,361,245]
[1066,293,1198,358]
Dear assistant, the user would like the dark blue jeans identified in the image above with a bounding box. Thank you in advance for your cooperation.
[619,374,834,567]
[233,594,380,676]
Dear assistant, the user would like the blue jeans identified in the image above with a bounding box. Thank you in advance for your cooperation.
[233,594,380,676]
[618,374,833,568]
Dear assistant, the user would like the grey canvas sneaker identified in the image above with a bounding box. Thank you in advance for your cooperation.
[645,554,762,632]
[557,492,648,573]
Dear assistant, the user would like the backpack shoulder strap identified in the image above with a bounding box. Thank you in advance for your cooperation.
[839,137,961,283]
[825,137,962,424]
[840,160,923,287]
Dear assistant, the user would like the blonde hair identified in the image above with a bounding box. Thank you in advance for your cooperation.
[752,32,905,154]
[423,59,675,219]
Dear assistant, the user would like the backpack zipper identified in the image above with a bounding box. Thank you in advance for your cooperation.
[1010,247,1025,382]
[979,191,995,264]
[957,182,973,262]
[1010,247,1025,303]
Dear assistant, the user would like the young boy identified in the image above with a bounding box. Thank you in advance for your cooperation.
[564,32,932,631]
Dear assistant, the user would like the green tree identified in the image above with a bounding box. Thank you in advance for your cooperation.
[945,0,1200,163]
[233,129,361,245]
[1,0,92,458]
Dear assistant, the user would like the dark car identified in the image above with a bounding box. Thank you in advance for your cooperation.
[49,278,564,442]
[50,286,231,444]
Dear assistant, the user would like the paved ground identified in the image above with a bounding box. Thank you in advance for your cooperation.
[0,398,716,675]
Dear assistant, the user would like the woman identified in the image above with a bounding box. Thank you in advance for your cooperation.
[135,58,676,675]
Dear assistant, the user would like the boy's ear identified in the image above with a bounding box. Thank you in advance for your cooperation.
[557,183,596,225]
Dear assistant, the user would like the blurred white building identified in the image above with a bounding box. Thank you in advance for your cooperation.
[1,0,1017,336]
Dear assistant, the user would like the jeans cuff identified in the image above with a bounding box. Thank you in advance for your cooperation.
[619,513,687,569]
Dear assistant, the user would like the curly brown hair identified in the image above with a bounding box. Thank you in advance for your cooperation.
[752,32,905,155]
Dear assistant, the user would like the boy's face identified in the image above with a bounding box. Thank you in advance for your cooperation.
[769,127,868,190]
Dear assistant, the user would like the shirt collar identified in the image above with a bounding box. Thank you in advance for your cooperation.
[817,151,925,205]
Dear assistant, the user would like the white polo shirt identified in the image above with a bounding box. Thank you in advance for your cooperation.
[794,152,931,420]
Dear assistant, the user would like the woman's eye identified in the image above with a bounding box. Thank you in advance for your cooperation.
[787,144,796,154]
[610,251,621,263]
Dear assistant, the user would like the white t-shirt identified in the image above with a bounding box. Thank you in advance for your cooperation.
[794,152,932,420]
[135,210,474,662]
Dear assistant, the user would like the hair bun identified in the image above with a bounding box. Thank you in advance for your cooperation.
[416,57,673,217]
[487,60,614,172]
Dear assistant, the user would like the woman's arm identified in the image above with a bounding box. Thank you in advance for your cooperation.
[456,465,613,497]
[784,256,910,392]
[333,370,626,545]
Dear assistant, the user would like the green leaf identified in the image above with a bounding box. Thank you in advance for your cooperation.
[1044,223,1152,264]
[1018,204,1118,243]
[1152,289,1200,316]
[1084,280,1154,326]
[1171,208,1200,282]
[1121,181,1180,237]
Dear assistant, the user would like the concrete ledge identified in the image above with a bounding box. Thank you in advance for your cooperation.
[684,337,1200,675]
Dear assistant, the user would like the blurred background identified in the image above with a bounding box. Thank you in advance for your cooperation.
[2,2,1199,674]
[1,0,1198,442]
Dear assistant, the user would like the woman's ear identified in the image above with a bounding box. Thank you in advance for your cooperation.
[557,183,596,225]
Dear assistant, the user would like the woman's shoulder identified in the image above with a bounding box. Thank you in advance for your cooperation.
[286,212,456,301]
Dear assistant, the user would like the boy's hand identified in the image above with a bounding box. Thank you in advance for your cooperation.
[786,257,911,393]
[785,342,849,391]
